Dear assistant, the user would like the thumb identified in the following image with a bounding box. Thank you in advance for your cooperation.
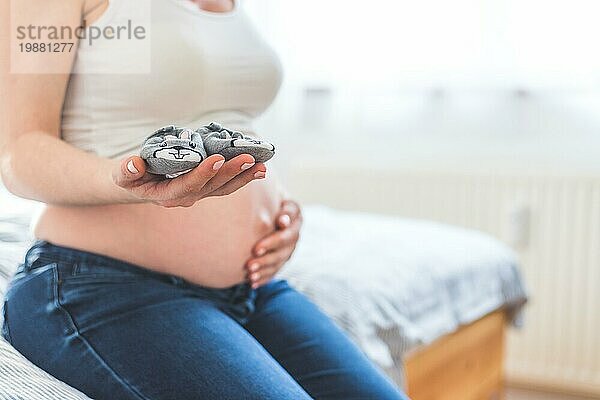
[276,201,299,229]
[276,213,292,229]
[113,156,146,187]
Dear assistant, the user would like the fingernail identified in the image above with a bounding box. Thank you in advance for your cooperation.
[256,248,266,256]
[252,283,259,289]
[241,162,255,171]
[279,214,291,227]
[254,171,266,179]
[249,263,260,272]
[213,159,225,171]
[127,160,139,174]
[251,272,260,281]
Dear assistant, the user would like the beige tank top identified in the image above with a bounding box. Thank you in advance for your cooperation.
[61,0,283,159]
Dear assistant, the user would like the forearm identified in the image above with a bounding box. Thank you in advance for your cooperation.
[1,132,142,206]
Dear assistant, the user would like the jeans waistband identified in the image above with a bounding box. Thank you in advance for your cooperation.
[23,241,255,309]
[26,240,151,273]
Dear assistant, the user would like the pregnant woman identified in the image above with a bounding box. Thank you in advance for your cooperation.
[0,1,407,399]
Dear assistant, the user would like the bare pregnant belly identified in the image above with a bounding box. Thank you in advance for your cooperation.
[34,178,282,288]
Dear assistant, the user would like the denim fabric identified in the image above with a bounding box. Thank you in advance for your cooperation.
[3,241,408,400]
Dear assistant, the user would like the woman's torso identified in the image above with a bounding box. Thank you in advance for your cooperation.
[34,0,284,287]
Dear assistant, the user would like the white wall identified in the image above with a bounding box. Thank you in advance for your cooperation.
[256,88,600,176]
[245,0,600,175]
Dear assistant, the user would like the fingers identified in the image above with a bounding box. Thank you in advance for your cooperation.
[246,243,296,288]
[199,154,255,195]
[276,200,301,229]
[247,264,281,289]
[253,219,300,256]
[113,156,147,187]
[168,154,262,199]
[204,161,267,198]
[163,154,226,198]
[248,250,288,271]
[116,152,268,207]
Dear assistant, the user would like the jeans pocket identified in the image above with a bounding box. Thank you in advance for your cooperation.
[2,300,12,344]
[64,261,145,285]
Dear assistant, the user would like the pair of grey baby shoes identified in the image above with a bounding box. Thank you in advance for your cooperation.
[140,122,275,177]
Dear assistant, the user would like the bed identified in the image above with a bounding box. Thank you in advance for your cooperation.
[404,310,506,400]
[0,198,527,400]
[281,206,526,400]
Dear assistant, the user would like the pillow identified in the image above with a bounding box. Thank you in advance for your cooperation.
[0,337,92,400]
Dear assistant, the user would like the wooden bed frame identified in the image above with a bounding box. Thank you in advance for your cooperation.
[405,311,507,400]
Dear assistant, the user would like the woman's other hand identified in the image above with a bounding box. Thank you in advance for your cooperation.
[113,154,266,207]
[246,200,302,288]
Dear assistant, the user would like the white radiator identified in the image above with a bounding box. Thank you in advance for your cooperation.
[288,165,600,396]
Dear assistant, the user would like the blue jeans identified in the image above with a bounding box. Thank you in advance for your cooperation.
[2,241,408,400]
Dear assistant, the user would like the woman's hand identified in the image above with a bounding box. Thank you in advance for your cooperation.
[113,154,266,208]
[246,200,303,288]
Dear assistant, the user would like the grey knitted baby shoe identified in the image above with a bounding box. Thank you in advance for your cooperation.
[197,122,275,163]
[140,125,207,177]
